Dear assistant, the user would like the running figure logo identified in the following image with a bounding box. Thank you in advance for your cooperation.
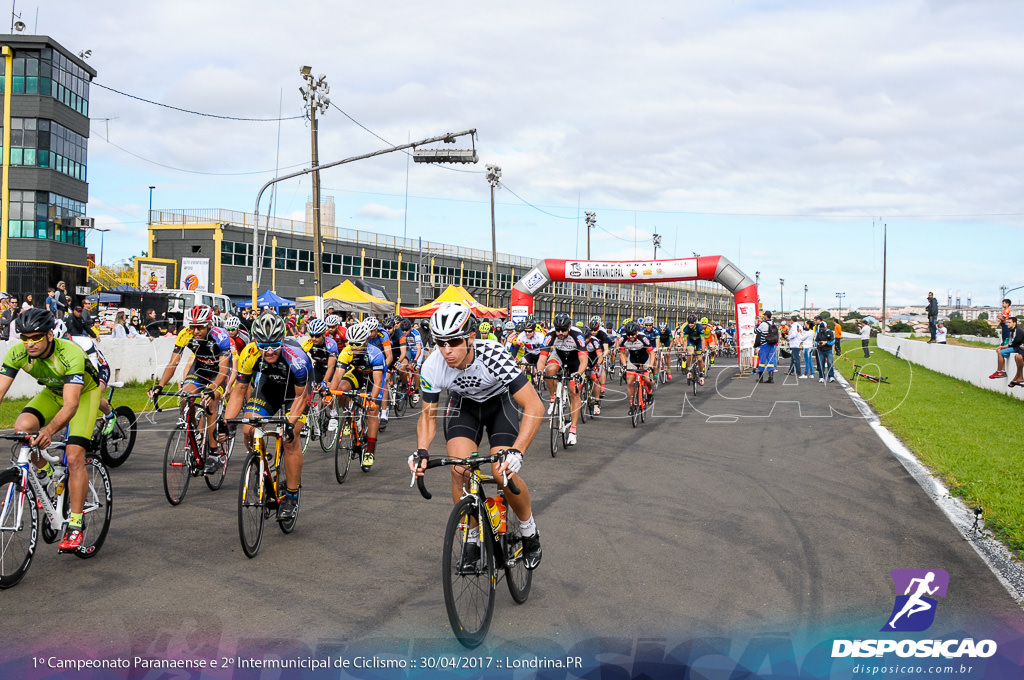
[882,568,949,632]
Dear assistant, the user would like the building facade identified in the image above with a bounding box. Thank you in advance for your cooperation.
[149,209,736,328]
[0,34,95,298]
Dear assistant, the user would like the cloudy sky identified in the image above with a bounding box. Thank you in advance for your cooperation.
[26,0,1024,310]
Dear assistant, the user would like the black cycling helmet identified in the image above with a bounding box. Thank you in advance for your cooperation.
[553,313,572,331]
[16,308,55,335]
[624,321,641,336]
[514,321,525,333]
[688,314,698,323]
[400,318,412,332]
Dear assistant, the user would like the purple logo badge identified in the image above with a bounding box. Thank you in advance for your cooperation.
[881,568,949,632]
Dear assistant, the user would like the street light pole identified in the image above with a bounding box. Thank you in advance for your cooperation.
[835,292,846,321]
[300,66,330,306]
[803,284,808,319]
[779,278,784,314]
[148,185,155,228]
[486,164,501,307]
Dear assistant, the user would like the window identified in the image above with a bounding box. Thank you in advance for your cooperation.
[433,265,459,286]
[220,240,253,267]
[0,48,91,115]
[401,261,417,282]
[0,116,87,181]
[6,190,84,244]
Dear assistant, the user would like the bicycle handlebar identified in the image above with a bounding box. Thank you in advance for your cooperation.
[223,416,291,427]
[0,432,66,464]
[413,452,521,500]
[152,388,217,413]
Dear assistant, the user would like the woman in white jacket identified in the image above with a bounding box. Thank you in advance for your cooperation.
[787,316,803,376]
[800,321,816,378]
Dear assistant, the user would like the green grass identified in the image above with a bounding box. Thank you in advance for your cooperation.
[836,341,1024,555]
[0,379,176,426]
[903,334,998,349]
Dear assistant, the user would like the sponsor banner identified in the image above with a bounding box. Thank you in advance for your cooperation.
[736,302,758,350]
[561,259,698,283]
[510,305,529,322]
[180,258,210,292]
[139,263,169,292]
[521,267,549,294]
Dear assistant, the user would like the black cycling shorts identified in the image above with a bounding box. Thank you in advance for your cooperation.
[545,351,582,374]
[443,390,520,448]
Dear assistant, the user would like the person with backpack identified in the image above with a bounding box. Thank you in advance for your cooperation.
[754,311,779,383]
[814,315,836,383]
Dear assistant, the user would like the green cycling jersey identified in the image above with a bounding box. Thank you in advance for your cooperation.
[0,337,100,395]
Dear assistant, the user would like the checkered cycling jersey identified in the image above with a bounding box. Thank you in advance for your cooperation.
[620,334,653,365]
[419,339,528,404]
[538,327,587,360]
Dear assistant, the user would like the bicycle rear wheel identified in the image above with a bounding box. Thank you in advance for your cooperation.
[579,383,589,423]
[630,387,640,428]
[335,415,355,484]
[392,375,408,417]
[319,406,339,452]
[162,426,191,506]
[73,456,113,559]
[502,502,532,604]
[205,430,235,491]
[442,496,496,649]
[548,412,559,457]
[101,405,137,468]
[238,451,265,558]
[0,469,37,588]
[300,403,316,455]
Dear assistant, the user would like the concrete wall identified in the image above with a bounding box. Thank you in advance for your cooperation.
[877,334,1024,401]
[0,337,186,400]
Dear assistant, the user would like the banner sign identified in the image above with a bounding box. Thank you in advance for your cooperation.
[736,302,758,350]
[180,258,210,292]
[561,259,698,283]
[139,263,169,292]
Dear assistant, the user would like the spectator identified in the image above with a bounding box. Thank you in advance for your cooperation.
[860,320,871,358]
[67,305,98,338]
[926,292,939,343]
[0,295,11,341]
[753,310,779,383]
[786,315,802,376]
[801,320,815,379]
[990,316,1024,387]
[7,297,19,339]
[833,319,843,355]
[45,288,58,315]
[998,298,1012,344]
[936,322,947,344]
[111,311,129,338]
[814,315,836,383]
[127,314,143,338]
[144,308,163,338]
[54,281,70,318]
[21,292,35,311]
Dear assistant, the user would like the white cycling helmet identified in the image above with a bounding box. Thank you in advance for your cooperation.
[53,318,68,338]
[346,320,374,345]
[429,302,475,340]
[504,320,516,331]
[364,316,379,329]
[223,316,241,330]
[325,314,341,327]
[306,318,327,335]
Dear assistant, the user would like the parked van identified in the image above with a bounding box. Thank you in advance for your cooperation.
[162,289,235,324]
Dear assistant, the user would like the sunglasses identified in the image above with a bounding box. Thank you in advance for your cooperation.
[309,332,324,338]
[436,337,466,348]
[20,333,48,345]
[189,325,209,331]
[348,341,366,349]
[256,341,283,351]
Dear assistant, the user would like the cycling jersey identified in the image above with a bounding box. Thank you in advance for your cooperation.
[515,331,547,365]
[682,323,704,348]
[227,328,249,354]
[71,336,111,385]
[658,330,672,347]
[620,334,653,367]
[235,339,312,416]
[172,326,233,378]
[539,328,588,372]
[584,335,603,364]
[401,328,423,362]
[419,339,528,404]
[337,343,387,392]
[368,327,392,356]
[301,335,339,383]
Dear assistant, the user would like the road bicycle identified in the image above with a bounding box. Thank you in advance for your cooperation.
[333,389,374,482]
[686,350,705,396]
[301,386,339,455]
[547,371,573,457]
[230,416,296,558]
[580,368,599,421]
[387,367,410,418]
[655,348,670,386]
[0,431,112,587]
[93,381,138,469]
[625,367,653,428]
[413,451,531,649]
[155,388,234,505]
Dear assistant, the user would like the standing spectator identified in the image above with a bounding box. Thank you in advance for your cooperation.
[990,317,1024,386]
[801,320,815,379]
[936,322,947,344]
[45,288,58,315]
[144,308,162,338]
[753,311,779,383]
[127,314,143,338]
[998,299,1012,344]
[8,297,20,339]
[833,319,843,355]
[814,315,836,383]
[787,315,802,376]
[21,293,35,311]
[860,320,871,358]
[0,295,11,341]
[67,305,98,338]
[926,292,939,343]
[54,280,70,318]
[111,311,128,338]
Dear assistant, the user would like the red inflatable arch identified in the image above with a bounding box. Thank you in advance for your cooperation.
[510,256,760,368]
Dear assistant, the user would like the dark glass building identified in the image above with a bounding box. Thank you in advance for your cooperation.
[0,34,95,299]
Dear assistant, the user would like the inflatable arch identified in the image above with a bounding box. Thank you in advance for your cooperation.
[510,256,760,369]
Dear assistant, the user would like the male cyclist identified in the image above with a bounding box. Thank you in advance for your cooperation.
[397,318,424,405]
[537,313,588,447]
[56,318,117,434]
[587,318,613,414]
[619,321,655,405]
[149,305,233,474]
[477,321,497,341]
[0,309,101,552]
[680,314,705,385]
[365,316,393,430]
[582,327,605,415]
[301,317,340,416]
[701,317,718,368]
[409,302,544,570]
[335,320,387,468]
[657,322,674,381]
[219,313,311,520]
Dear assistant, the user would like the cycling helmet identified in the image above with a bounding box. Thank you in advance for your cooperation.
[504,321,515,331]
[429,302,475,340]
[223,316,241,330]
[53,318,68,338]
[346,320,374,345]
[365,316,379,329]
[644,316,655,325]
[624,321,641,336]
[250,313,286,344]
[307,318,327,336]
[590,315,602,324]
[325,314,341,327]
[553,313,572,331]
[478,321,492,334]
[575,321,585,328]
[514,322,525,333]
[660,323,668,331]
[186,304,213,326]
[701,317,709,325]
[211,315,223,328]
[688,314,697,323]
[524,315,535,327]
[588,319,601,331]
[400,318,412,332]
[16,308,55,335]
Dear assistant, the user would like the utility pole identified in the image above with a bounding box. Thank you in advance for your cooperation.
[835,292,846,321]
[300,66,329,303]
[486,164,501,307]
[803,284,808,319]
[779,278,784,315]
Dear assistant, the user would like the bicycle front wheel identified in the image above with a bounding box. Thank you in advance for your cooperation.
[101,405,137,468]
[237,451,265,558]
[548,413,559,457]
[630,388,640,428]
[319,407,339,452]
[442,497,496,649]
[74,455,113,559]
[335,416,355,484]
[205,430,235,491]
[0,469,37,588]
[392,376,408,417]
[502,503,532,604]
[162,426,191,506]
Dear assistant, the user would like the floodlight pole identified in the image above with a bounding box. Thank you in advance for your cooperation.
[300,66,330,308]
[250,128,477,310]
[486,164,501,307]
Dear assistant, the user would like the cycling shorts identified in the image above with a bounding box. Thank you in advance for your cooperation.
[543,352,582,374]
[97,364,110,386]
[23,386,101,449]
[339,369,384,401]
[183,372,226,399]
[686,338,703,350]
[443,390,520,448]
[522,352,541,367]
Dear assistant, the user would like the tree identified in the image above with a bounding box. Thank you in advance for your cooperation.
[949,311,963,320]
[844,310,864,320]
[978,311,989,320]
[890,321,913,333]
[820,310,832,319]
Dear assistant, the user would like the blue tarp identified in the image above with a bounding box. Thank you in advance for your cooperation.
[235,290,296,309]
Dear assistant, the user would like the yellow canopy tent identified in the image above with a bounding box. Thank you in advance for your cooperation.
[399,285,507,319]
[296,280,395,315]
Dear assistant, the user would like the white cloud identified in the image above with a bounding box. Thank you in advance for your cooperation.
[354,203,406,220]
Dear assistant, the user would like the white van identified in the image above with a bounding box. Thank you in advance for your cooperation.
[163,289,235,321]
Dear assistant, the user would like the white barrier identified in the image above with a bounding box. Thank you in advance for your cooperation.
[876,334,1024,402]
[0,337,187,400]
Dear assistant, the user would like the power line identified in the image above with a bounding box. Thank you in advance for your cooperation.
[500,183,577,220]
[92,81,304,121]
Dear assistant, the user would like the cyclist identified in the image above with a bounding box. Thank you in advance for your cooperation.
[397,318,424,405]
[680,314,705,384]
[477,321,497,341]
[365,316,393,430]
[219,312,312,520]
[515,322,546,383]
[335,320,387,468]
[619,320,655,404]
[701,317,718,368]
[325,314,347,351]
[148,305,233,474]
[0,309,101,552]
[409,302,544,570]
[537,313,588,447]
[223,315,249,353]
[587,318,613,414]
[55,318,118,434]
[301,316,339,404]
[657,322,674,381]
[582,327,604,415]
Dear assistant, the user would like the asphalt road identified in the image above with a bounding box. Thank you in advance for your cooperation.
[3,362,1023,672]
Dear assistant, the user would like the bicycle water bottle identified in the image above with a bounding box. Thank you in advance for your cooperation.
[486,497,507,534]
[36,467,55,500]
[52,465,67,497]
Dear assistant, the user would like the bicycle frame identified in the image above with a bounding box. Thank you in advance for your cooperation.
[1,442,66,537]
[158,390,214,474]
